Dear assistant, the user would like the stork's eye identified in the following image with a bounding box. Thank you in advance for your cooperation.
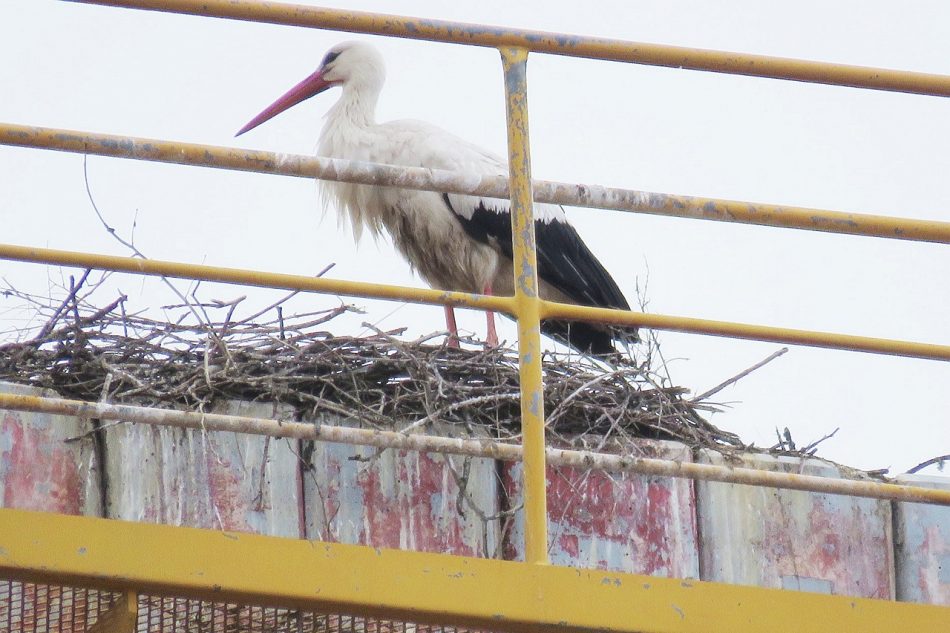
[322,51,340,67]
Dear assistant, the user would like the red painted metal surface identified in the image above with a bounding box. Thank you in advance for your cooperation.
[104,400,302,537]
[9,383,948,609]
[894,474,950,605]
[697,451,894,598]
[503,439,699,577]
[304,420,499,557]
[0,382,99,515]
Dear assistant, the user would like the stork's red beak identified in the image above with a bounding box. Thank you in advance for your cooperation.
[236,69,335,136]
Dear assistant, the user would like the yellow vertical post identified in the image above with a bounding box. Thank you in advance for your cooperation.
[500,46,548,565]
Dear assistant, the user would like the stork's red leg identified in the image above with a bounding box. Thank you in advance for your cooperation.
[483,284,499,347]
[444,305,460,348]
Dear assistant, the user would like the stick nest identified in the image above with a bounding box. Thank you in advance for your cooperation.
[0,279,743,451]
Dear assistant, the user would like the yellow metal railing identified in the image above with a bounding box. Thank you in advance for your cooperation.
[5,123,950,243]
[6,509,950,633]
[3,391,950,507]
[65,0,950,96]
[499,46,548,564]
[2,1,949,630]
[2,242,949,362]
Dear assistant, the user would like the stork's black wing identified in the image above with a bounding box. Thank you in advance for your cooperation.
[443,195,637,355]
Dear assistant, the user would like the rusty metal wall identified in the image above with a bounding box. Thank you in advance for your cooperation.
[696,451,894,598]
[503,439,699,577]
[304,418,499,557]
[0,382,100,516]
[894,474,950,605]
[103,400,303,537]
[7,382,950,607]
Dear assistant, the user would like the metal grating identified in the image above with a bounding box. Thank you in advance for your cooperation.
[0,579,479,633]
[0,581,118,633]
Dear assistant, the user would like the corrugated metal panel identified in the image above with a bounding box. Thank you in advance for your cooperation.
[894,474,950,605]
[304,419,499,557]
[104,400,302,537]
[0,382,100,515]
[697,451,894,598]
[503,439,698,576]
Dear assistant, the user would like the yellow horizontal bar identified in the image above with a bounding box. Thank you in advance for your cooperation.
[0,243,513,314]
[2,242,947,361]
[4,123,950,244]
[542,300,950,362]
[70,0,950,97]
[3,509,948,633]
[5,391,950,507]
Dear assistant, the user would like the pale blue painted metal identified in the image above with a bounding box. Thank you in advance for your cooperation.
[0,384,104,633]
[504,439,699,577]
[0,382,100,516]
[304,418,500,557]
[104,399,302,537]
[894,474,950,605]
[697,451,894,598]
[9,382,950,609]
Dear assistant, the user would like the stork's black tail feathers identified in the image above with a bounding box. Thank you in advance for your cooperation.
[541,320,639,359]
[442,195,639,358]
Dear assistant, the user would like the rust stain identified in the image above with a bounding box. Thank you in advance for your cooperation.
[308,426,497,557]
[503,440,698,577]
[699,452,893,598]
[1,410,81,514]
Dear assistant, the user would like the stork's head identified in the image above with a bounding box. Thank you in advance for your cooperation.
[236,41,385,136]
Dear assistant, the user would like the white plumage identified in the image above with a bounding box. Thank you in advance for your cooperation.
[238,41,635,355]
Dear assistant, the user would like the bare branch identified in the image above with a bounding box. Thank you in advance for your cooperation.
[693,347,789,402]
[906,454,950,475]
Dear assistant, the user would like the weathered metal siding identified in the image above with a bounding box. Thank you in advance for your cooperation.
[0,382,100,516]
[104,400,302,537]
[304,419,499,557]
[697,451,894,598]
[503,439,699,577]
[894,474,950,605]
[9,379,950,609]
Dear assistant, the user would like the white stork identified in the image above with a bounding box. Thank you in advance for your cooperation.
[237,41,637,356]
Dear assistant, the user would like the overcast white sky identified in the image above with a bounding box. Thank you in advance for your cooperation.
[1,1,948,474]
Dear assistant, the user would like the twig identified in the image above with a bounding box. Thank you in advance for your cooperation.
[693,347,789,402]
[547,366,640,424]
[64,419,126,443]
[906,454,950,475]
[801,427,839,455]
[32,269,91,341]
[400,392,523,434]
[236,263,336,325]
[83,155,210,332]
[2,295,128,350]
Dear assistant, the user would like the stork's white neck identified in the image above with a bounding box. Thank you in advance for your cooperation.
[326,80,380,129]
